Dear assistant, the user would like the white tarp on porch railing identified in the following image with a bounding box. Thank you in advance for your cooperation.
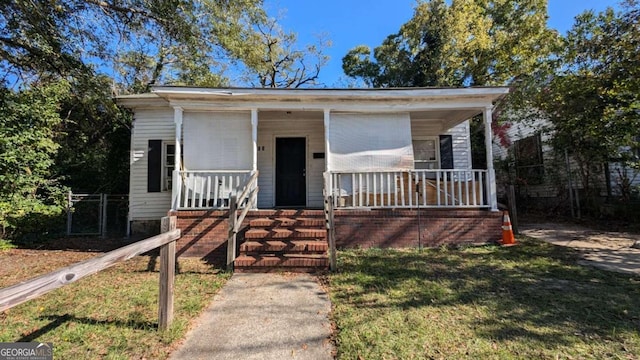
[183,111,252,170]
[329,112,414,171]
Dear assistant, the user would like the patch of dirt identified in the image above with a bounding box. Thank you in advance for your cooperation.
[0,237,137,288]
[519,222,637,250]
[520,222,640,276]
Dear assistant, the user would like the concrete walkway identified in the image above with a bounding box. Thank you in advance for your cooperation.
[169,273,334,360]
[520,222,640,276]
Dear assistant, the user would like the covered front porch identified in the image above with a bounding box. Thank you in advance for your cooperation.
[158,87,506,213]
[153,87,507,271]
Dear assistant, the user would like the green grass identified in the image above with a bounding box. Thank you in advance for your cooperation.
[0,239,16,250]
[329,238,640,359]
[0,255,230,359]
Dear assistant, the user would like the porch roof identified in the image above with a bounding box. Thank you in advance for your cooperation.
[117,86,509,128]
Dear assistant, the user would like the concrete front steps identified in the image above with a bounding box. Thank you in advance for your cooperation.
[234,212,329,272]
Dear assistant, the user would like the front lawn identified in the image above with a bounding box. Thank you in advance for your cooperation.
[0,253,229,359]
[329,238,640,359]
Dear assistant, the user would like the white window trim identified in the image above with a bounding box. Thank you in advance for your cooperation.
[412,136,440,169]
[162,141,175,192]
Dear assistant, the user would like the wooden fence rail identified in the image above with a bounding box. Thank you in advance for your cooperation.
[0,216,181,331]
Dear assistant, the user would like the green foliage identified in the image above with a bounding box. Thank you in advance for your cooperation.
[342,0,557,88]
[0,239,16,250]
[0,0,241,91]
[1,0,300,92]
[0,82,70,238]
[53,76,133,193]
[527,2,640,197]
[341,0,557,168]
[0,0,327,240]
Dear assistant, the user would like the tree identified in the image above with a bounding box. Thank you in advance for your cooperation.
[531,1,640,198]
[214,11,331,88]
[0,81,70,238]
[0,0,302,240]
[0,0,268,92]
[342,0,453,87]
[343,0,556,88]
[342,0,557,167]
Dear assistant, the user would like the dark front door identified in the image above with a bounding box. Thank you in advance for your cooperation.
[276,137,306,207]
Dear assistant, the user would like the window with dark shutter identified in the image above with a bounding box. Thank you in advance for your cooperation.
[147,139,162,192]
[513,133,544,184]
[439,135,454,169]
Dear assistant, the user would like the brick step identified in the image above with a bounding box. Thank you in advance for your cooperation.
[249,217,326,228]
[247,210,325,217]
[244,228,326,240]
[234,254,329,272]
[239,240,328,254]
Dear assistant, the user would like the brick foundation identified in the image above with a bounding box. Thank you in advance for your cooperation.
[170,210,230,265]
[130,219,161,236]
[334,209,503,248]
[171,208,503,265]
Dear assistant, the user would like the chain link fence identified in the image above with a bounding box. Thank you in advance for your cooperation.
[66,192,128,237]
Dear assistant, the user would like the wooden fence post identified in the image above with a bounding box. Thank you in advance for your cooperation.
[227,195,238,271]
[159,216,177,331]
[507,185,519,235]
[324,194,337,272]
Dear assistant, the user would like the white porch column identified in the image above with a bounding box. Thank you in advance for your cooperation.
[323,109,332,198]
[251,109,258,172]
[484,106,498,211]
[172,107,183,211]
[323,109,331,171]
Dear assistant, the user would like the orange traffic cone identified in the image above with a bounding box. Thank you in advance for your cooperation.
[501,211,516,246]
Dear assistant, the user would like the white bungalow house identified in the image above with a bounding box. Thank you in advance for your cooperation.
[118,87,508,271]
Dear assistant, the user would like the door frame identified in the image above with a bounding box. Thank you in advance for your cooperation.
[272,134,309,207]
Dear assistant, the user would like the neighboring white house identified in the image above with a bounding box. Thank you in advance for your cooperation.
[493,116,640,202]
[117,86,509,231]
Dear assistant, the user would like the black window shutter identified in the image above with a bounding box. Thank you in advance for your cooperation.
[147,140,162,192]
[439,135,454,169]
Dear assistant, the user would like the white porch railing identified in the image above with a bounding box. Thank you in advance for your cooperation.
[325,169,489,209]
[173,170,255,210]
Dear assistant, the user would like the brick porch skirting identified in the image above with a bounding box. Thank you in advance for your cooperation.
[333,209,502,248]
[170,209,503,265]
[169,209,326,266]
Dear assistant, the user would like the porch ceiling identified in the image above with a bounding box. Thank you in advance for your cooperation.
[256,108,480,130]
[410,109,482,129]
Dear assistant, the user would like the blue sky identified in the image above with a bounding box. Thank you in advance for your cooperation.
[263,0,621,86]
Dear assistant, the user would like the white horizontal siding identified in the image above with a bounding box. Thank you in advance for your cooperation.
[129,108,174,220]
[492,117,555,197]
[493,117,552,160]
[256,115,325,208]
[493,117,583,198]
[608,163,640,196]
